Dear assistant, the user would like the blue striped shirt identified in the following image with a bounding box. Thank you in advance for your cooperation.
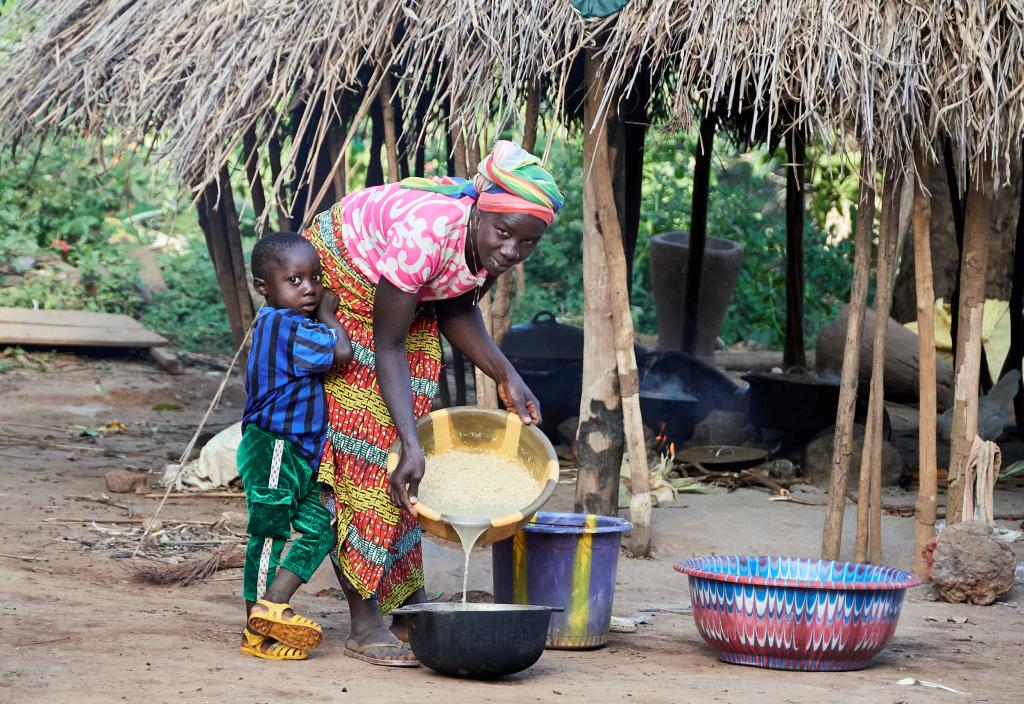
[242,307,338,465]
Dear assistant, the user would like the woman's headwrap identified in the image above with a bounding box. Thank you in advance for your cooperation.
[400,140,563,226]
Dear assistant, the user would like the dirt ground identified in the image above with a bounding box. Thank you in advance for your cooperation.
[2,353,1023,704]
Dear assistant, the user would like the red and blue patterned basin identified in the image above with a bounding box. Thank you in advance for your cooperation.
[675,556,920,671]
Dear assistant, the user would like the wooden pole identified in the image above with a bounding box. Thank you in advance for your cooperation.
[242,127,267,234]
[944,140,994,391]
[378,73,400,183]
[583,49,651,555]
[784,128,807,369]
[999,144,1024,433]
[620,65,651,293]
[513,82,542,297]
[487,84,542,348]
[576,68,623,518]
[912,144,937,578]
[366,94,386,188]
[447,95,497,409]
[821,157,876,560]
[946,162,995,523]
[267,132,289,231]
[855,166,902,563]
[196,167,255,347]
[682,112,717,355]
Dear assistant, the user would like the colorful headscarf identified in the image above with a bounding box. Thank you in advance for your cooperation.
[400,140,563,226]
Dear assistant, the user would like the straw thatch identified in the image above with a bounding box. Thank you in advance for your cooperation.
[1,1,1022,198]
[0,0,586,205]
[598,1,1024,181]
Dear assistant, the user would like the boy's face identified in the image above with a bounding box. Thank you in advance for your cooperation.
[253,246,325,316]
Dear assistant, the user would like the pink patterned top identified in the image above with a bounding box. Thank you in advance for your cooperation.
[330,183,486,301]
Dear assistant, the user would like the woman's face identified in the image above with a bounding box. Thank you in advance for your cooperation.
[472,210,547,277]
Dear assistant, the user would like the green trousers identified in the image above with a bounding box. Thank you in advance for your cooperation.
[237,425,333,602]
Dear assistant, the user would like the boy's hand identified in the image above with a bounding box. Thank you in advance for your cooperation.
[318,291,340,320]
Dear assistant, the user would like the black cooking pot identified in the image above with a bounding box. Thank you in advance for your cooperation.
[501,312,585,442]
[638,350,740,444]
[393,603,557,679]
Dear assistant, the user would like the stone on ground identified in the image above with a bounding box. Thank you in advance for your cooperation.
[931,520,1015,605]
[104,468,148,493]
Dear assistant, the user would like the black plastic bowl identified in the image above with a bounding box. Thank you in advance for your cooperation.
[392,603,555,679]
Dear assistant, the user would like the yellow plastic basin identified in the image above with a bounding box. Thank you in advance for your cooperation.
[387,407,559,547]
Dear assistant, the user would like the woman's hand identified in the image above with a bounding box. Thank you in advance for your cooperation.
[388,446,425,514]
[497,371,542,425]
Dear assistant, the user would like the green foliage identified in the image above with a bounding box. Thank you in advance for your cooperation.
[0,124,857,357]
[514,129,855,349]
[0,136,233,352]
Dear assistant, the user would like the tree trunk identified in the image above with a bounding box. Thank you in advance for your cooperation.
[947,163,995,523]
[197,167,255,347]
[784,129,807,369]
[821,158,875,560]
[855,167,902,563]
[912,145,938,579]
[682,112,717,355]
[580,49,651,555]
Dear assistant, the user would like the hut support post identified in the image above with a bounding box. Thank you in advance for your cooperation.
[447,101,498,409]
[580,50,650,553]
[488,85,543,348]
[946,164,995,523]
[242,127,267,233]
[682,112,717,354]
[784,129,807,369]
[912,145,938,578]
[197,167,254,347]
[378,72,400,183]
[821,159,876,560]
[1000,144,1024,431]
[576,61,623,518]
[855,167,902,563]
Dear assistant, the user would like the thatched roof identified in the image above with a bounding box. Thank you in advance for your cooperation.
[599,1,1023,178]
[1,1,1021,201]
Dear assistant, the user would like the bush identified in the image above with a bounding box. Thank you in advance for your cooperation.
[0,136,233,352]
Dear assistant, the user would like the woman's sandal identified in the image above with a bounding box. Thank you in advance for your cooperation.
[239,628,308,661]
[343,639,419,667]
[247,599,324,649]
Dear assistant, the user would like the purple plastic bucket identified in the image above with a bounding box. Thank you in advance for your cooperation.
[492,512,631,649]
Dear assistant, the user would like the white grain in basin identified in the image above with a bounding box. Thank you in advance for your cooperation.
[418,450,540,517]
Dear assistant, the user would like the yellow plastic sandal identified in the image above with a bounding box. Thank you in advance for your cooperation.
[247,599,323,649]
[239,628,308,661]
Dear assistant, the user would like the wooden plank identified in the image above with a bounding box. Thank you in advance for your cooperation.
[0,320,167,348]
[0,307,150,330]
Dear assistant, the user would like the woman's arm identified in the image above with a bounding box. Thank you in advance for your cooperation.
[436,288,542,425]
[374,278,426,513]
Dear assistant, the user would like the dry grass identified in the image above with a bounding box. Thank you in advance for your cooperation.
[131,544,244,587]
[0,1,1021,200]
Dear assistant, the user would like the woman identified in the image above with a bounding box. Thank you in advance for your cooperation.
[303,140,563,666]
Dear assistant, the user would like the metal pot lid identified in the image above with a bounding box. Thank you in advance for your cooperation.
[677,445,768,466]
[500,311,583,361]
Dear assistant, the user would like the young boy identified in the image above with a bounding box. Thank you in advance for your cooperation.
[238,231,352,660]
